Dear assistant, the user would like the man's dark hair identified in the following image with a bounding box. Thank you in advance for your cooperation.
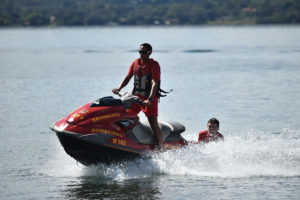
[140,43,152,52]
[207,118,219,128]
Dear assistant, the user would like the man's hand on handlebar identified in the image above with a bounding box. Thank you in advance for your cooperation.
[112,88,120,94]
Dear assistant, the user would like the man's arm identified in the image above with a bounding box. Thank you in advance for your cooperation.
[143,79,159,106]
[112,73,133,94]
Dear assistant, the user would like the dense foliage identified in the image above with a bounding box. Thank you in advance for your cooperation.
[1,0,299,26]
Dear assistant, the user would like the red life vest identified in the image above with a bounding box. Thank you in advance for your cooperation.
[198,130,224,143]
[132,58,156,98]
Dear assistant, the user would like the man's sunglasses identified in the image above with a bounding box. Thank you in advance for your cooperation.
[139,50,151,54]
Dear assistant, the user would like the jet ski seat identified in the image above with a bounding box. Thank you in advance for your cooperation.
[129,121,185,144]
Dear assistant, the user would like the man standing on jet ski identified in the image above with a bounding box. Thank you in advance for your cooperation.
[112,43,164,149]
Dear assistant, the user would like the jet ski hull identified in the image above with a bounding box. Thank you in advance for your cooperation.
[55,130,142,165]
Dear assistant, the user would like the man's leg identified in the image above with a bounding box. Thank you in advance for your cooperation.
[147,116,163,148]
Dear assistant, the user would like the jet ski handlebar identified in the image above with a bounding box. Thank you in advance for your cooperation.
[114,91,144,107]
[114,91,122,97]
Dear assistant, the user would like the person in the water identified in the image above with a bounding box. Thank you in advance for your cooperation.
[198,118,224,143]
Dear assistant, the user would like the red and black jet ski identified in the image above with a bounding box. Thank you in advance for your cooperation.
[50,93,187,166]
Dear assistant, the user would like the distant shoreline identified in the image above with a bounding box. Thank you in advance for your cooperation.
[1,23,299,28]
[1,0,299,27]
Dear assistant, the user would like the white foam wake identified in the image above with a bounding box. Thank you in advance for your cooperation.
[152,129,300,178]
[46,128,300,180]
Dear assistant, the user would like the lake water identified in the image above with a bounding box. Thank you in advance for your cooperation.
[0,26,300,199]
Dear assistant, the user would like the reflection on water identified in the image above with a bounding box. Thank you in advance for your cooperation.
[63,176,161,199]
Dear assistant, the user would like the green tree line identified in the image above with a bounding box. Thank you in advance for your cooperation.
[0,0,299,26]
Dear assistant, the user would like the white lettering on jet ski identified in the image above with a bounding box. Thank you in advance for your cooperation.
[92,113,121,123]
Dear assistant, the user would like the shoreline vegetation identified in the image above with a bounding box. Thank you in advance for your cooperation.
[1,0,299,27]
